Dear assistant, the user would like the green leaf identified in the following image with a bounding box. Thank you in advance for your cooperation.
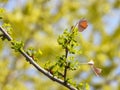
[11,41,24,52]
[2,23,13,35]
[26,47,42,61]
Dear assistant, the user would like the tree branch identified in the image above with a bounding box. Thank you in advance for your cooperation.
[0,26,77,90]
[0,27,12,41]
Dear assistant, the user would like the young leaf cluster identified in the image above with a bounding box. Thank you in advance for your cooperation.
[11,41,24,52]
[26,47,42,61]
[57,28,79,54]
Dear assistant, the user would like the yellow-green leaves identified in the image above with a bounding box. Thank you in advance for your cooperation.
[11,41,24,52]
[26,47,42,61]
[57,27,79,54]
[0,8,5,19]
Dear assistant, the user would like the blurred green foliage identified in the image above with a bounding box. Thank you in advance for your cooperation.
[0,0,120,90]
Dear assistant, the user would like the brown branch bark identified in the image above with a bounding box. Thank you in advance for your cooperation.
[64,48,68,82]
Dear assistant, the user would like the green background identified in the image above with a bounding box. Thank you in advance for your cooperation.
[0,0,120,90]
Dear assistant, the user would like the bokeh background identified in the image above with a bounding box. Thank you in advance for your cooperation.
[0,0,120,90]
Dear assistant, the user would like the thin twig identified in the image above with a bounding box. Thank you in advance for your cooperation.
[0,26,77,90]
[64,48,68,82]
[63,23,78,82]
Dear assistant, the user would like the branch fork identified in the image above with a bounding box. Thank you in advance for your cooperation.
[0,26,77,90]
